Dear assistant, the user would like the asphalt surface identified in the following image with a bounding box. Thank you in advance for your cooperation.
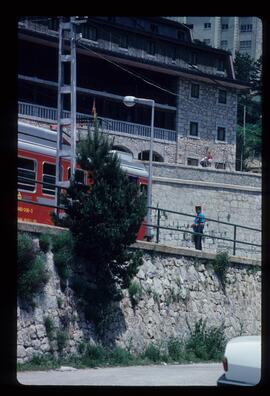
[17,363,223,386]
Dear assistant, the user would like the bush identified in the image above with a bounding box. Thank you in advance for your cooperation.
[213,251,230,288]
[39,233,52,253]
[167,337,185,362]
[52,232,73,289]
[85,344,107,363]
[18,233,49,304]
[56,329,68,353]
[143,343,162,362]
[128,279,143,307]
[108,346,134,365]
[17,233,36,273]
[44,316,55,341]
[186,319,226,361]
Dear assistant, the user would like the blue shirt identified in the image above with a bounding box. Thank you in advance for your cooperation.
[194,212,206,225]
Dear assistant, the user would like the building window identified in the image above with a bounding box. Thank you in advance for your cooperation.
[189,122,199,137]
[190,52,197,65]
[191,83,200,98]
[221,40,228,48]
[203,39,211,45]
[217,59,225,72]
[218,89,227,104]
[204,23,211,29]
[187,158,199,166]
[222,23,228,30]
[150,24,159,33]
[146,40,156,55]
[240,40,252,49]
[215,162,226,169]
[18,157,36,192]
[172,46,177,61]
[240,24,253,32]
[217,127,226,141]
[177,30,185,40]
[81,25,97,41]
[42,163,56,195]
[186,24,193,29]
[118,34,128,49]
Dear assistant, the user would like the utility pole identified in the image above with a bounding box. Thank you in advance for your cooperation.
[55,16,87,216]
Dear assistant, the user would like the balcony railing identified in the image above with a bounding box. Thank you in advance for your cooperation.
[18,101,177,142]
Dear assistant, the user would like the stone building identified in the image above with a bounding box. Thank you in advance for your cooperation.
[18,16,249,170]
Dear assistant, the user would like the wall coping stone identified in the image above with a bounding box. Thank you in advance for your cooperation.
[18,221,261,267]
[153,176,261,192]
[133,241,261,267]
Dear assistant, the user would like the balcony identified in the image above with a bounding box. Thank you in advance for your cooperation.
[18,101,176,142]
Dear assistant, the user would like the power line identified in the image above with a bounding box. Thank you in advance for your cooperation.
[76,33,228,99]
[77,41,179,98]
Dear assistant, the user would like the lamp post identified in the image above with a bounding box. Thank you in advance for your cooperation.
[123,96,155,240]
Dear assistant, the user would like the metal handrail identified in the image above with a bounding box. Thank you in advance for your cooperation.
[18,101,176,142]
[18,178,261,257]
[150,206,261,256]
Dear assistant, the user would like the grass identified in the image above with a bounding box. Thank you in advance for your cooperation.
[18,320,226,371]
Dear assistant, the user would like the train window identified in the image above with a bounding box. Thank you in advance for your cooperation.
[128,175,138,184]
[18,157,36,192]
[68,168,85,184]
[42,163,56,195]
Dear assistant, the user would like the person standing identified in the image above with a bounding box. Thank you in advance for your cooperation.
[191,205,206,250]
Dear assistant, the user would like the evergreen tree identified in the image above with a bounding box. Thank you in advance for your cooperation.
[56,123,147,321]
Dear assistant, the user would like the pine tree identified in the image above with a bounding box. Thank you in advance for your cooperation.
[57,123,147,321]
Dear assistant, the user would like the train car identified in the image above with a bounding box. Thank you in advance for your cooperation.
[18,121,148,240]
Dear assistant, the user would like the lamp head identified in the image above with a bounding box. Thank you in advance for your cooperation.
[123,96,136,107]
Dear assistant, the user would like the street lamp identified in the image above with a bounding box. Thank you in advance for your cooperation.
[123,96,155,240]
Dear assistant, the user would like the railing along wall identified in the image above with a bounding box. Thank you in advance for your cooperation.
[18,101,176,142]
[150,206,261,258]
[18,176,261,259]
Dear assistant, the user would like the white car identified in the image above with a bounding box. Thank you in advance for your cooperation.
[217,335,261,387]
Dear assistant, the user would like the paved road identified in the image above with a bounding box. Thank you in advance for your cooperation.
[17,363,223,386]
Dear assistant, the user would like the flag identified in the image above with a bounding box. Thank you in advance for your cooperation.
[92,98,97,121]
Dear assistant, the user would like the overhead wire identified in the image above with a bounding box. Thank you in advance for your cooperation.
[76,21,231,99]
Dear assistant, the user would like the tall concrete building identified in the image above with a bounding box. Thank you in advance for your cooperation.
[165,17,262,60]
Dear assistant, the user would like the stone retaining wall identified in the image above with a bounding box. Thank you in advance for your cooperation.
[17,224,261,363]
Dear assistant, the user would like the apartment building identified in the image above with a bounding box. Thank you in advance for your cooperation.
[166,16,262,60]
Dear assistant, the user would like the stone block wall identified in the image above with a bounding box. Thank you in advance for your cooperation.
[17,226,261,363]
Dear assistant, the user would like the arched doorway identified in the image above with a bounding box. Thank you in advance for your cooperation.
[138,150,164,162]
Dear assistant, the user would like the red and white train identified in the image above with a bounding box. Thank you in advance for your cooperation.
[18,121,148,240]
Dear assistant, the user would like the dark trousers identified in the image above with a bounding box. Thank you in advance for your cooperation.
[194,225,204,250]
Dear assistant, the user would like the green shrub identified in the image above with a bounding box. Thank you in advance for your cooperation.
[128,279,143,306]
[186,318,226,361]
[56,329,68,353]
[44,316,55,341]
[39,233,52,253]
[85,344,107,362]
[143,343,161,362]
[167,337,185,362]
[52,232,73,288]
[213,251,230,288]
[108,346,134,365]
[51,231,73,253]
[17,233,36,273]
[18,242,49,305]
[17,354,59,371]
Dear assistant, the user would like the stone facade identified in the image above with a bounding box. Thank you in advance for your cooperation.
[17,227,261,363]
[176,78,237,167]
